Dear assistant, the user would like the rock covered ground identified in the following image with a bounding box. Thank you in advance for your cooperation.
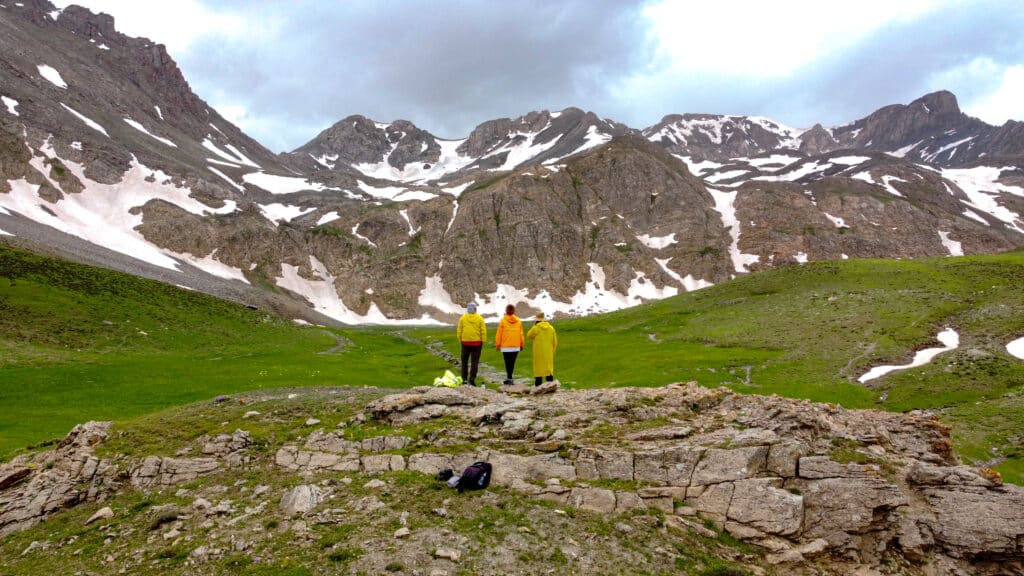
[1,383,1022,575]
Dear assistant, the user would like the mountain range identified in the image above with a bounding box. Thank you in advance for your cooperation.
[2,0,1023,325]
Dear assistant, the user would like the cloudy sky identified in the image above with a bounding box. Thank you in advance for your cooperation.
[56,0,1024,152]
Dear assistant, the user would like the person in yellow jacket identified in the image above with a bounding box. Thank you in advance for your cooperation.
[495,304,525,385]
[527,312,557,386]
[456,302,487,386]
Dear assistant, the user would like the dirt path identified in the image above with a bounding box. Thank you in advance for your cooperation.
[316,330,353,355]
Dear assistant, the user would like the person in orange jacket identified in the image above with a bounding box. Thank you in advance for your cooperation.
[495,304,525,385]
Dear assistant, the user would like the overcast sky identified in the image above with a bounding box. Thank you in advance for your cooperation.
[56,0,1024,152]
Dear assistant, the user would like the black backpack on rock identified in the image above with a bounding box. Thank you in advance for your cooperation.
[456,461,492,493]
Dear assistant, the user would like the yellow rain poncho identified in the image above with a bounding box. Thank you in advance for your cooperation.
[527,320,557,377]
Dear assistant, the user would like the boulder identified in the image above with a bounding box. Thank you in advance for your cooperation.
[690,447,769,486]
[280,485,324,515]
[726,478,803,536]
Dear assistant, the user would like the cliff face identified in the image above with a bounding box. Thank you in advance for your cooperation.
[2,384,1021,575]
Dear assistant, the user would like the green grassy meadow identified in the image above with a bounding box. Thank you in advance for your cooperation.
[2,243,1024,481]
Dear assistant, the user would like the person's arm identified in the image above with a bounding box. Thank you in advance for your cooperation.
[495,320,503,349]
[456,317,463,342]
[527,324,537,340]
[481,316,487,344]
[553,329,558,354]
[518,324,525,348]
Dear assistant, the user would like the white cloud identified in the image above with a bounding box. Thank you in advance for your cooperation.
[963,65,1024,125]
[50,0,270,56]
[641,0,944,77]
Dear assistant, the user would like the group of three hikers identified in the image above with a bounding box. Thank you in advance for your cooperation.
[456,302,557,387]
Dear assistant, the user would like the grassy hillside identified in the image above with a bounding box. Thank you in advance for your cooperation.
[0,244,448,458]
[411,251,1024,482]
[3,242,1023,482]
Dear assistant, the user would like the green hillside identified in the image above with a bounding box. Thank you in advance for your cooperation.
[0,244,448,458]
[3,242,1023,481]
[411,251,1024,482]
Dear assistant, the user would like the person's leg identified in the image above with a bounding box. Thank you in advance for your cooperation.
[460,344,471,384]
[502,352,516,381]
[469,345,482,384]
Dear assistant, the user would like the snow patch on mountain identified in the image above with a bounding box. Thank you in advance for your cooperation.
[354,139,473,183]
[351,223,376,247]
[938,231,963,256]
[636,233,677,249]
[655,257,712,291]
[942,167,1024,234]
[259,203,315,225]
[207,167,244,191]
[316,211,340,226]
[2,96,19,116]
[1,143,236,271]
[60,104,107,136]
[708,188,760,273]
[278,256,441,325]
[124,118,177,147]
[37,64,67,89]
[168,248,249,284]
[824,213,848,228]
[489,124,561,171]
[356,180,436,202]
[399,209,420,236]
[543,125,612,165]
[243,172,343,196]
[203,138,259,168]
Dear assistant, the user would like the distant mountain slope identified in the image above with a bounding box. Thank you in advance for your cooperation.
[1,0,1023,326]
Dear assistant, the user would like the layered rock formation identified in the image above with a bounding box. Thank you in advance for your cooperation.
[2,384,1021,574]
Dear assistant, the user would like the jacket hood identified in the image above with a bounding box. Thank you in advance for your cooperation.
[504,315,519,324]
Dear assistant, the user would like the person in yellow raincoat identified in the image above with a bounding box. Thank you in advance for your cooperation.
[527,312,557,386]
[457,302,486,387]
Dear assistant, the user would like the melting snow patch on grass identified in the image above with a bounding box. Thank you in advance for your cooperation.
[858,328,960,383]
[259,203,315,225]
[1008,337,1024,360]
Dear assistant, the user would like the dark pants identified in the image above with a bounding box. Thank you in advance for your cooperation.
[502,351,519,380]
[535,375,554,386]
[460,344,482,385]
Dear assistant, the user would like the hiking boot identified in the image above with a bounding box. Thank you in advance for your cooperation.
[503,379,512,386]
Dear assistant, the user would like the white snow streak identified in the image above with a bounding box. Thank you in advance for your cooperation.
[858,329,960,383]
[168,248,249,283]
[655,257,713,291]
[399,209,420,236]
[60,104,108,136]
[207,166,244,191]
[124,118,177,147]
[203,138,258,168]
[708,188,759,273]
[823,213,848,228]
[938,231,963,256]
[351,223,377,247]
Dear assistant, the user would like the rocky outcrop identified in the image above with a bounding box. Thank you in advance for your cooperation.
[0,421,116,537]
[2,385,1023,574]
[0,424,254,536]
[357,383,1024,575]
